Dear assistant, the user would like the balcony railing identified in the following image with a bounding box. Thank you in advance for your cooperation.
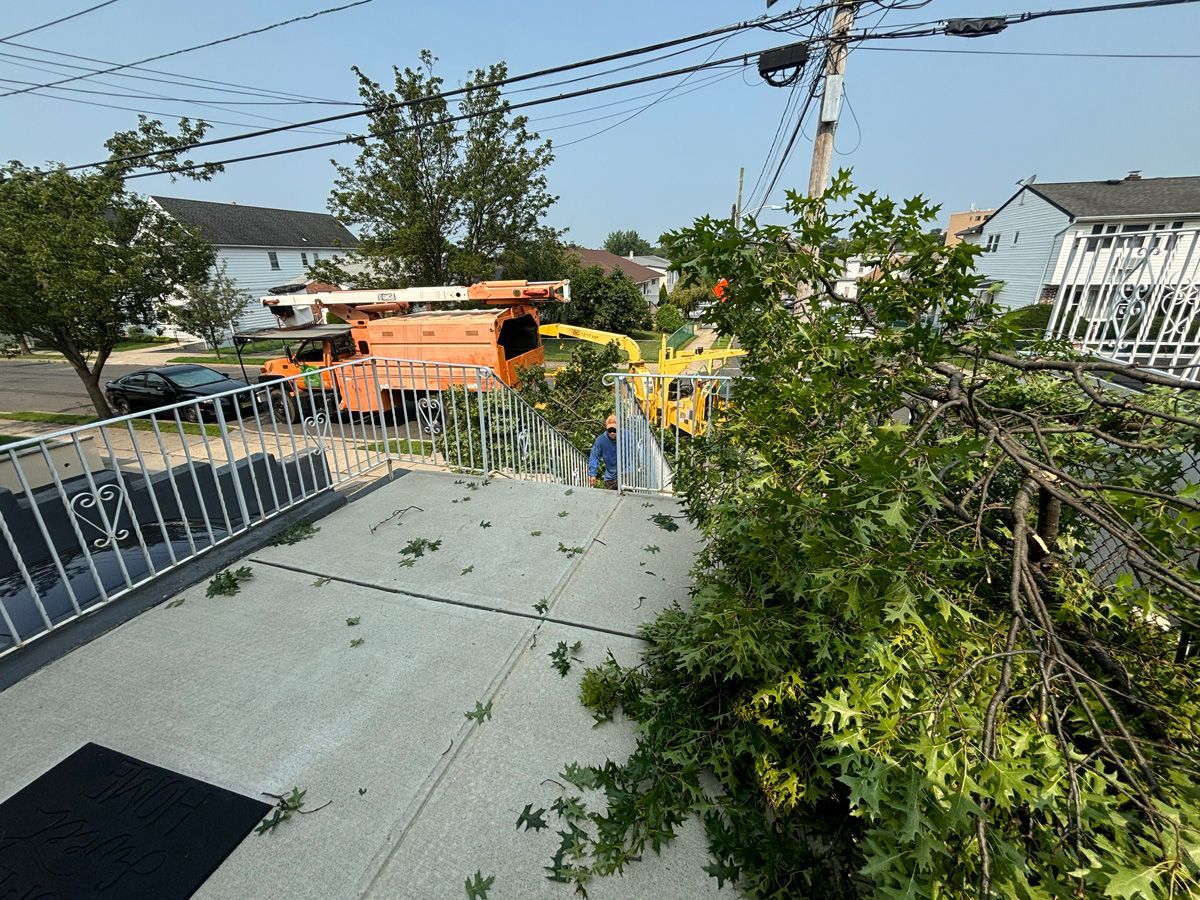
[0,357,587,657]
[1046,225,1200,379]
[608,372,733,493]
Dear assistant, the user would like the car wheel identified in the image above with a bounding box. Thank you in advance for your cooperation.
[180,404,200,424]
[109,394,130,416]
[269,387,298,424]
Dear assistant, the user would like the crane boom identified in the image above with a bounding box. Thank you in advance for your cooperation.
[261,279,570,310]
[538,323,644,365]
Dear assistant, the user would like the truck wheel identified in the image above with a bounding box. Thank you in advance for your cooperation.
[269,387,298,424]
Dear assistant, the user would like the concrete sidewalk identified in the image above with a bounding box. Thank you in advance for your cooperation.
[0,472,724,898]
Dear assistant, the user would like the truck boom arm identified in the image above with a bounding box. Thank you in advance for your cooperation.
[538,323,642,364]
[262,279,570,311]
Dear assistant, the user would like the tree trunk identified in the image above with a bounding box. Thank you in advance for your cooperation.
[59,339,113,419]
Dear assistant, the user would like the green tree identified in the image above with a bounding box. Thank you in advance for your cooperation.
[658,282,669,306]
[603,229,653,257]
[537,174,1200,897]
[517,341,622,451]
[666,283,711,316]
[653,303,685,333]
[0,117,220,417]
[321,51,557,288]
[549,264,648,334]
[170,261,252,357]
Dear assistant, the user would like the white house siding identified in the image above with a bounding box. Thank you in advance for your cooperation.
[975,189,1071,310]
[1048,217,1200,286]
[218,246,326,331]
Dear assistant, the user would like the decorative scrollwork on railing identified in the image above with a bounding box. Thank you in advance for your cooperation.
[302,412,331,449]
[417,397,444,436]
[69,484,129,550]
[516,428,531,460]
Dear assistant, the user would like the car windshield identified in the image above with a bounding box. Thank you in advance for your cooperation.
[167,367,227,388]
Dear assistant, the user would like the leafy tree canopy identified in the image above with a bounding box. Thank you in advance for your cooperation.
[603,229,653,257]
[0,116,220,416]
[536,173,1200,898]
[171,260,252,357]
[318,50,558,288]
[542,263,649,334]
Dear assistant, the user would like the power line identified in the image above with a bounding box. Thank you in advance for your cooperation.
[0,40,355,104]
[0,0,377,99]
[0,55,349,135]
[0,0,122,42]
[121,51,764,180]
[859,45,1200,59]
[554,32,738,149]
[63,4,834,173]
[0,83,342,134]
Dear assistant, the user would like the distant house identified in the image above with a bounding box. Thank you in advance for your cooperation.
[944,207,995,247]
[569,248,667,304]
[628,254,679,293]
[150,196,358,333]
[959,173,1200,310]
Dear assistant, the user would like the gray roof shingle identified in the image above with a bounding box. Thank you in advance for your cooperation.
[151,196,359,249]
[1028,176,1200,219]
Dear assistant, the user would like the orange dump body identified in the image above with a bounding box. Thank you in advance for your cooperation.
[349,305,544,388]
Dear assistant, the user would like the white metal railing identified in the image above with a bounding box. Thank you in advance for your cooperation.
[1046,225,1200,379]
[607,372,733,494]
[0,356,586,658]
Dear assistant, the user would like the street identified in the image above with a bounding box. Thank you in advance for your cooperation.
[0,358,251,415]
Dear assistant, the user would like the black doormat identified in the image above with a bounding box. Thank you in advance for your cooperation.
[0,742,270,899]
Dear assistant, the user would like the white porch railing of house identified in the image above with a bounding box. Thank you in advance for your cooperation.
[1045,225,1200,379]
[0,357,587,657]
[608,372,733,494]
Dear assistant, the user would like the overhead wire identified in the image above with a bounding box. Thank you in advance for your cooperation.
[120,51,765,179]
[0,0,378,99]
[552,32,738,149]
[0,1,123,42]
[0,54,350,135]
[62,3,838,173]
[0,40,355,104]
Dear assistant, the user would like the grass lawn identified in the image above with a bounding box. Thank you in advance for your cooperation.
[541,330,666,364]
[111,337,177,352]
[169,355,274,366]
[0,434,25,446]
[0,410,222,437]
[361,438,435,455]
[712,334,734,350]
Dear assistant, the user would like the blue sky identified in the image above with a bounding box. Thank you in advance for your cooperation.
[2,0,1198,247]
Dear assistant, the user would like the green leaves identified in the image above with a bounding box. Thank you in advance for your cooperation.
[346,616,360,627]
[269,522,320,546]
[255,786,328,836]
[349,637,364,648]
[479,520,491,529]
[400,537,441,560]
[327,52,555,288]
[463,869,494,899]
[549,640,582,677]
[533,598,549,616]
[516,804,548,832]
[465,699,493,725]
[556,542,584,558]
[206,566,253,597]
[461,565,475,576]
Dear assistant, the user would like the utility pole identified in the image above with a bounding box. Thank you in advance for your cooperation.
[735,165,745,224]
[806,0,856,198]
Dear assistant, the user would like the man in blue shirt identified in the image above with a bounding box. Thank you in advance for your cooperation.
[588,414,618,489]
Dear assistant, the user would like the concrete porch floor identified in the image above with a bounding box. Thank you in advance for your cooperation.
[0,472,725,898]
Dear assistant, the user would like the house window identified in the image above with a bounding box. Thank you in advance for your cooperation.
[267,251,280,270]
[1013,231,1020,245]
[985,234,1001,253]
[313,251,320,261]
[301,252,309,267]
[1086,223,1119,251]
